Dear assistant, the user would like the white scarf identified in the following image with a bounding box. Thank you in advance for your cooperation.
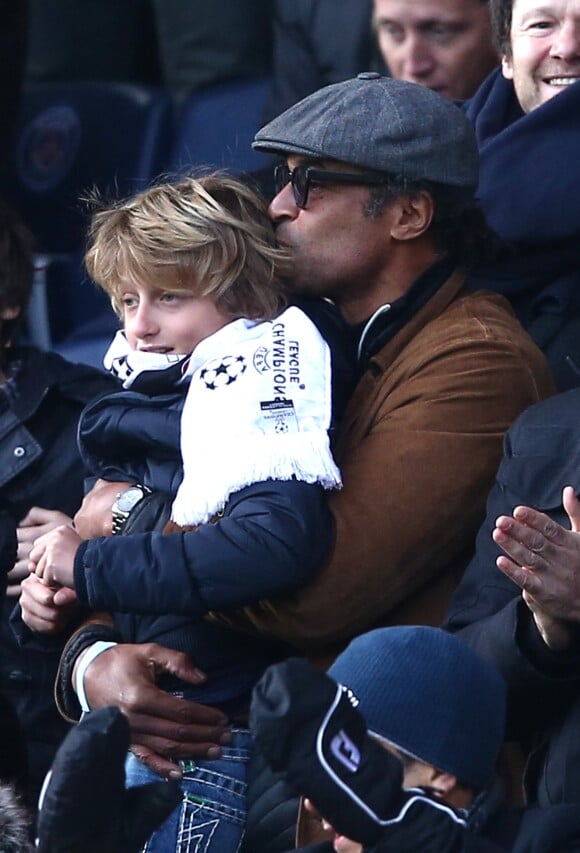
[104,336,187,387]
[104,307,341,526]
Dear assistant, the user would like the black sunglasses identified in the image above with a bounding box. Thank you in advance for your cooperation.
[274,163,386,209]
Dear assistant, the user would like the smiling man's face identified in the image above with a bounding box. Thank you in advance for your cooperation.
[502,0,580,112]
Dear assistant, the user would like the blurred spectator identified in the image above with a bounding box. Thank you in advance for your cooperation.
[0,514,28,798]
[264,0,497,124]
[252,629,506,851]
[373,0,498,99]
[442,2,580,812]
[0,200,115,810]
[252,633,580,852]
[462,0,580,391]
[26,0,273,100]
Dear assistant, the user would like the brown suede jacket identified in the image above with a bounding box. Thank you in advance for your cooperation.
[212,269,555,660]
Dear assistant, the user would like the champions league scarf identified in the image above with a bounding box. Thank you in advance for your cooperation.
[104,339,187,389]
[104,306,341,526]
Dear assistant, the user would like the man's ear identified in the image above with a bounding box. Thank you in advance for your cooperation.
[389,192,434,242]
[501,54,514,80]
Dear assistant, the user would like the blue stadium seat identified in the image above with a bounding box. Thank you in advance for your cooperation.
[170,76,273,176]
[1,81,172,351]
[54,311,115,369]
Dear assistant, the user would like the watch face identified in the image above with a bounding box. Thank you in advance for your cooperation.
[116,486,146,513]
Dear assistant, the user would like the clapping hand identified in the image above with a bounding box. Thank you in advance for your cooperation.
[493,486,580,650]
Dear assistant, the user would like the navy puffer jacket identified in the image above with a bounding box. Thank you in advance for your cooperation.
[73,299,350,710]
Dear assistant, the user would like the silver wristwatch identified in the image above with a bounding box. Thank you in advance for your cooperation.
[111,484,151,535]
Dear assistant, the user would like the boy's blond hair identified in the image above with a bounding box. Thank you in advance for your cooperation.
[85,173,290,320]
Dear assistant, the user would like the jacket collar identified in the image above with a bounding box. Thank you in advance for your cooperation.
[357,260,466,372]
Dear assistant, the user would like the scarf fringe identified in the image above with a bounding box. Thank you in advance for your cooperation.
[171,431,341,526]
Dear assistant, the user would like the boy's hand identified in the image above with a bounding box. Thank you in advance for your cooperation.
[30,525,82,588]
[8,507,74,597]
[20,573,79,635]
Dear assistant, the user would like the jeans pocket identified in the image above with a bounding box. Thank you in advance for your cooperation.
[134,733,251,853]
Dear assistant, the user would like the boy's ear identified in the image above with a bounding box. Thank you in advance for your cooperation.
[389,192,434,241]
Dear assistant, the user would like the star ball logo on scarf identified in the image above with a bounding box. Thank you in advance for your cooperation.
[110,354,134,384]
[170,306,342,527]
[199,354,247,390]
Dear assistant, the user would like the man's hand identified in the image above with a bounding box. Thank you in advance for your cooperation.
[20,573,80,635]
[493,486,580,650]
[7,507,73,597]
[74,479,131,539]
[82,643,232,780]
[30,525,83,588]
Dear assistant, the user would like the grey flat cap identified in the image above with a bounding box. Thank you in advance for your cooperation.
[254,72,479,189]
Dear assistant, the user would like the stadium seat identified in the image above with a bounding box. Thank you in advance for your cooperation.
[170,75,273,176]
[0,81,172,350]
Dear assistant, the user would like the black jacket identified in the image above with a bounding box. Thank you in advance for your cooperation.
[445,389,580,805]
[0,346,115,802]
[295,801,580,852]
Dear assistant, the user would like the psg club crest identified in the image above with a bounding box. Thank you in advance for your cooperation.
[200,355,247,390]
[18,105,81,193]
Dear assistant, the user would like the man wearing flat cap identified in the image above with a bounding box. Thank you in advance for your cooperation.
[25,75,553,848]
[207,73,553,651]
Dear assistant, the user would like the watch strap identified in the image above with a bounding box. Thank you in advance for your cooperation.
[111,484,151,535]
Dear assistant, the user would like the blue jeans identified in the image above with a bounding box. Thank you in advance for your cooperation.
[125,728,251,853]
